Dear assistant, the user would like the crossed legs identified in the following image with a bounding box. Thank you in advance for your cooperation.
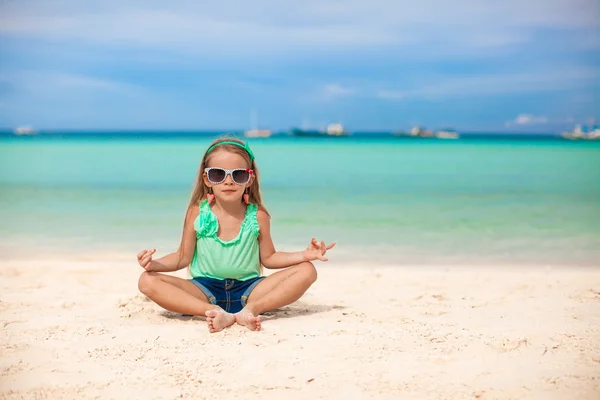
[138,261,317,333]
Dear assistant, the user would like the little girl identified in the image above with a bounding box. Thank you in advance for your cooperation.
[136,137,335,333]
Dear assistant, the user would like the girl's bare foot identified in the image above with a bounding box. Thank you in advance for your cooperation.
[205,309,236,333]
[235,307,261,331]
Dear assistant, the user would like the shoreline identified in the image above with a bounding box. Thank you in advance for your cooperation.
[1,247,599,269]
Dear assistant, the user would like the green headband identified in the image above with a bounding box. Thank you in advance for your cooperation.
[205,141,255,162]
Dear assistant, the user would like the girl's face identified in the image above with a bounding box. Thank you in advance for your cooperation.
[203,149,254,202]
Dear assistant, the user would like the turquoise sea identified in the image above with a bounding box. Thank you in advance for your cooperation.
[1,133,599,266]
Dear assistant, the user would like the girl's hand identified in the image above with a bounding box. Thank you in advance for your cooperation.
[137,249,156,271]
[304,238,336,262]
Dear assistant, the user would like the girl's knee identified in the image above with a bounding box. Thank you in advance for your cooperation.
[138,271,158,295]
[299,261,317,284]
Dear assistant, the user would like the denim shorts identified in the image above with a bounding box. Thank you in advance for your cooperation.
[189,276,265,314]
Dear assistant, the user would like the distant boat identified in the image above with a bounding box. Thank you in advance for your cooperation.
[13,126,36,135]
[244,129,272,138]
[291,123,349,137]
[394,126,434,138]
[326,123,347,136]
[562,121,600,140]
[290,128,323,137]
[435,128,460,139]
[410,126,434,137]
[244,109,272,138]
[394,126,459,139]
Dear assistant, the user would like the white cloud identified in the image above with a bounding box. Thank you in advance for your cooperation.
[47,74,129,91]
[321,83,355,100]
[0,0,596,58]
[376,66,600,100]
[0,70,192,129]
[503,114,586,127]
[5,71,141,96]
[509,114,549,126]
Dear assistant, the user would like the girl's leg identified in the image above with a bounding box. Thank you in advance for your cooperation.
[235,261,317,331]
[138,272,236,333]
[138,271,218,316]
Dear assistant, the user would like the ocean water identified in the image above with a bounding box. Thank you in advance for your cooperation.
[1,134,599,266]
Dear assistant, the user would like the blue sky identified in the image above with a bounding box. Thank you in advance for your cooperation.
[0,0,598,132]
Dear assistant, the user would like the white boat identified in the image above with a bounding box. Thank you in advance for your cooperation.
[292,123,349,137]
[13,126,36,135]
[409,126,433,137]
[589,129,600,139]
[244,109,272,138]
[244,129,272,138]
[561,121,600,140]
[395,126,459,139]
[435,129,460,139]
[325,123,347,136]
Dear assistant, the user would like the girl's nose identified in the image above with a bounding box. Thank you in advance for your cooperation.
[224,174,234,184]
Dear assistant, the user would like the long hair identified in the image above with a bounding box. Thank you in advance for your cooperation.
[188,136,269,215]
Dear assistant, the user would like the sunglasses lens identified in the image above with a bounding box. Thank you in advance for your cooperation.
[232,169,250,184]
[207,168,226,183]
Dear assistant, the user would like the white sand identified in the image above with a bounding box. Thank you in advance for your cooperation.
[1,256,599,400]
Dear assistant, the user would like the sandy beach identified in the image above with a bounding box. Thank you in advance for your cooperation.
[1,256,599,400]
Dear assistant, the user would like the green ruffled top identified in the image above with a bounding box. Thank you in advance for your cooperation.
[189,199,261,281]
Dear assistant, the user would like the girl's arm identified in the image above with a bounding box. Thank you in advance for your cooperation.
[147,205,199,272]
[257,209,335,269]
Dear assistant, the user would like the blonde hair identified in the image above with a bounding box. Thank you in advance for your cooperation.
[188,136,269,214]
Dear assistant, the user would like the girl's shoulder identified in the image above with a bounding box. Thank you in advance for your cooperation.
[256,207,270,224]
[255,207,272,237]
[184,202,200,223]
[256,205,270,218]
